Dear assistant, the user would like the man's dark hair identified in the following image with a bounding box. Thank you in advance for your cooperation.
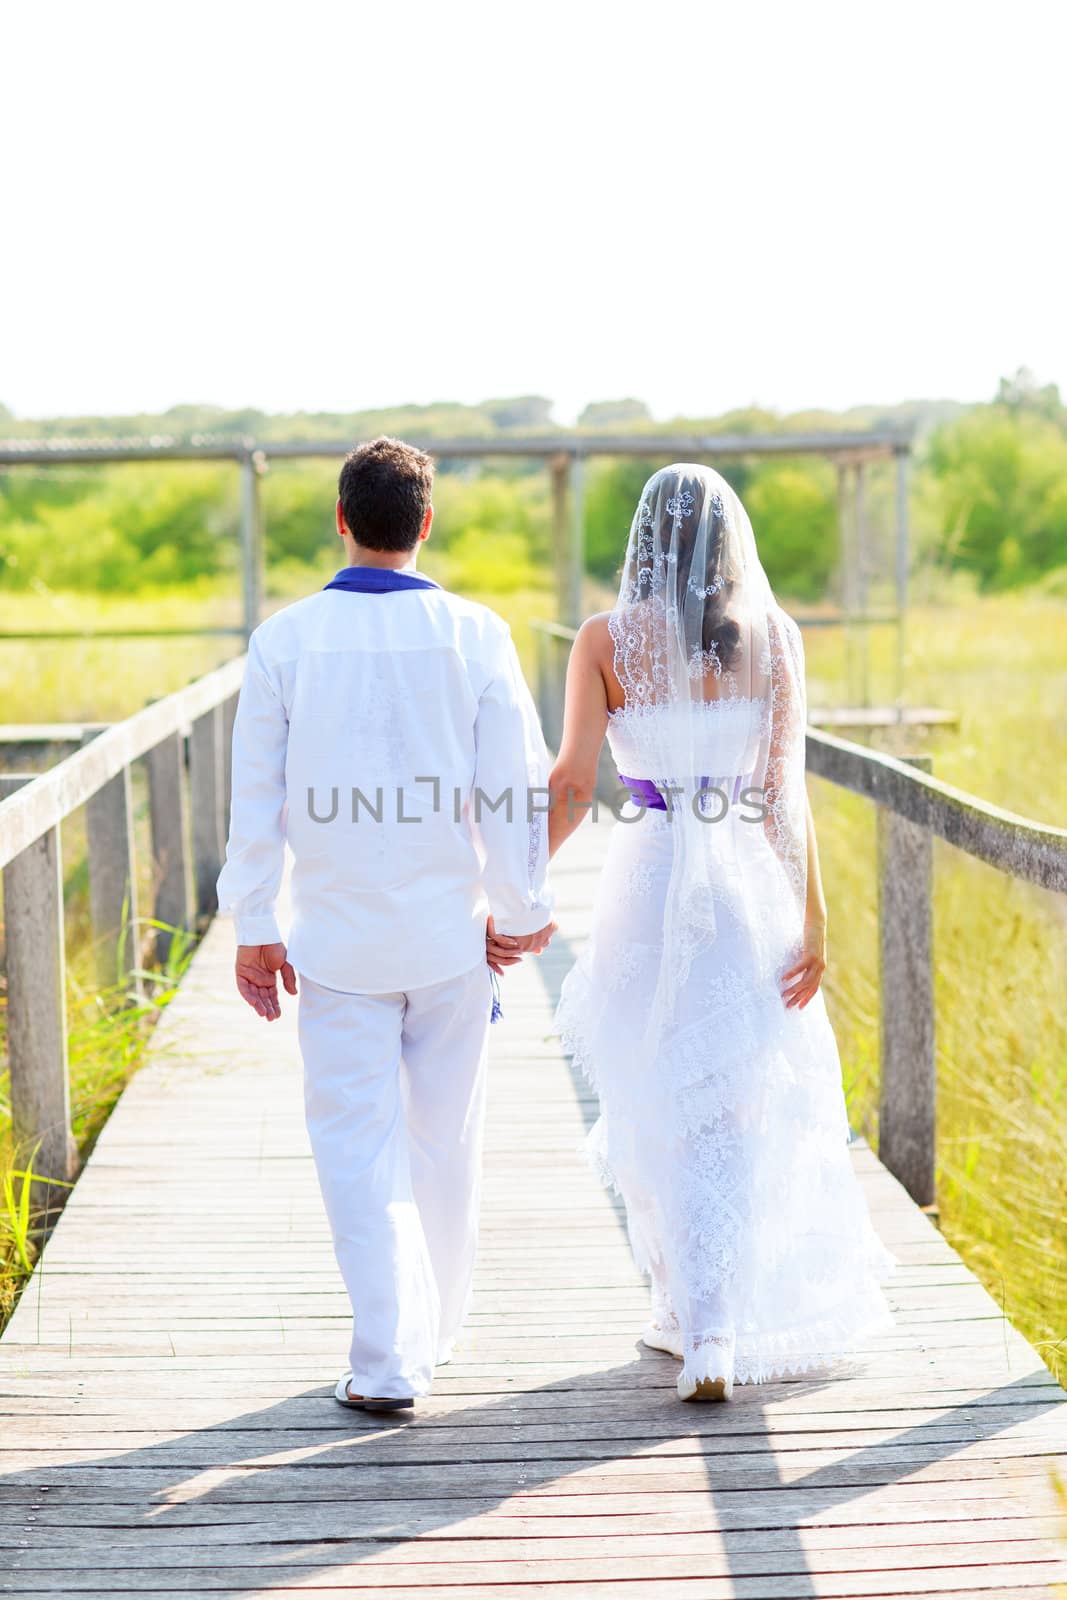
[338,435,435,552]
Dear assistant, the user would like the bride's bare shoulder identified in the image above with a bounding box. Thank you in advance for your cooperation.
[575,610,613,644]
[572,611,616,667]
[571,613,624,709]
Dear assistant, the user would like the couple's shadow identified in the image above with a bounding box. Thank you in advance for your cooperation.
[2,1355,1061,1593]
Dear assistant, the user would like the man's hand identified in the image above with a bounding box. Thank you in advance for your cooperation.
[486,915,558,976]
[235,942,298,1020]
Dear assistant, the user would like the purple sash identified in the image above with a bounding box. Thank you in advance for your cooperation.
[619,774,670,811]
[618,774,747,811]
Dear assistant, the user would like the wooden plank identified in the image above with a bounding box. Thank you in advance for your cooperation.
[5,1538,1067,1582]
[3,1568,1067,1598]
[2,1399,1063,1447]
[0,1485,1056,1527]
[2,1386,1060,1418]
[2,1447,1066,1497]
[6,1535,1067,1579]
[1,1584,1063,1600]
[4,1513,1065,1551]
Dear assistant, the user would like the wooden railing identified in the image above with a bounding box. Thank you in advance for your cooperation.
[530,619,1067,1212]
[0,657,245,1223]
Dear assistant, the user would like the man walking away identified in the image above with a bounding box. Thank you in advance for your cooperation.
[217,435,555,1411]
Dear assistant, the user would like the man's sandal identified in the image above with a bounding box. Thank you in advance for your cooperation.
[334,1373,415,1413]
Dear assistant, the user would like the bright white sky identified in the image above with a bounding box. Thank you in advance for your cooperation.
[4,0,1064,427]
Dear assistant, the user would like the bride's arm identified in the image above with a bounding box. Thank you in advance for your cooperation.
[546,616,610,858]
[781,790,829,1009]
[762,605,828,1008]
[804,790,828,932]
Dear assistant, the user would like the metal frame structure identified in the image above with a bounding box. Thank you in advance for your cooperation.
[0,427,913,703]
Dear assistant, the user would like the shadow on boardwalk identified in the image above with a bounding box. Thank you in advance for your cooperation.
[2,1349,1065,1591]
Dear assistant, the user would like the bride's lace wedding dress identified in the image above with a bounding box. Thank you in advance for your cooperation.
[553,464,897,1394]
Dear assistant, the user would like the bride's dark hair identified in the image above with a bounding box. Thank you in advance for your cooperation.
[635,472,742,674]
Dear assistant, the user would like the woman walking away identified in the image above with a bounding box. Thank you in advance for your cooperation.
[536,463,897,1402]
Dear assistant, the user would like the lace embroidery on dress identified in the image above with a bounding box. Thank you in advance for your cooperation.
[618,861,657,902]
[557,948,898,1384]
[606,944,645,992]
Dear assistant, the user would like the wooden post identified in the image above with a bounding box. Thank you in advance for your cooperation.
[894,446,910,718]
[549,635,567,752]
[240,451,265,641]
[837,463,856,706]
[549,454,570,623]
[80,732,141,995]
[0,775,79,1227]
[221,689,239,841]
[877,751,936,1208]
[568,453,585,627]
[855,461,870,710]
[145,732,192,965]
[190,705,225,919]
[535,625,550,743]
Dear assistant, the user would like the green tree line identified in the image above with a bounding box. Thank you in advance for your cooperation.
[1,372,1064,600]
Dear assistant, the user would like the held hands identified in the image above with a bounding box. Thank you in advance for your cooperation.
[235,942,298,1021]
[779,914,827,1010]
[486,914,558,976]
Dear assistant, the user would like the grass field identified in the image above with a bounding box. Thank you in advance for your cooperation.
[1,572,1065,1383]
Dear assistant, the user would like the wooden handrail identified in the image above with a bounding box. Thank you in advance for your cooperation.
[0,426,913,466]
[0,656,244,870]
[807,727,1066,891]
[0,655,245,1222]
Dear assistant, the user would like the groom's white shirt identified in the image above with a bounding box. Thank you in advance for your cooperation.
[216,577,553,994]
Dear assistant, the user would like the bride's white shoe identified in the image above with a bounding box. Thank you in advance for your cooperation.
[642,1303,735,1397]
[677,1369,733,1402]
[641,1320,684,1359]
[676,1330,736,1401]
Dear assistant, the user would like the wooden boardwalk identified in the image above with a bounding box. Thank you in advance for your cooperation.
[2,815,1066,1598]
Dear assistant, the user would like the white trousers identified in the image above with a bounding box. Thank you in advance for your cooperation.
[296,960,494,1398]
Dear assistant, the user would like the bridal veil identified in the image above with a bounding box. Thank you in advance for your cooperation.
[607,462,810,1058]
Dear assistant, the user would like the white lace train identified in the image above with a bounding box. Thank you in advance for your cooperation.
[554,791,898,1389]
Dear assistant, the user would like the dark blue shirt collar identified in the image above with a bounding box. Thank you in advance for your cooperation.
[324,565,441,595]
